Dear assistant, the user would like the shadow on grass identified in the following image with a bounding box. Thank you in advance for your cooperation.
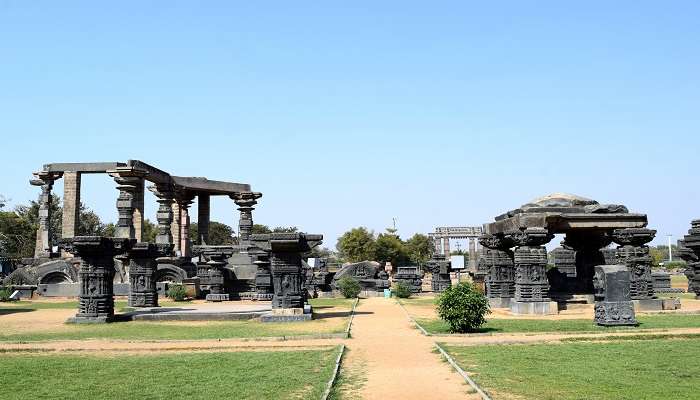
[0,308,35,316]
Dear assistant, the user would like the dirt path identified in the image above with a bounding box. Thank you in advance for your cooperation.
[342,297,480,400]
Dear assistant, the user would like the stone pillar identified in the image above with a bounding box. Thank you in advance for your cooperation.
[507,228,556,314]
[548,243,577,293]
[677,220,700,299]
[197,194,210,245]
[479,234,515,308]
[593,265,637,326]
[468,237,478,271]
[126,242,160,307]
[442,237,450,256]
[62,236,132,323]
[30,172,60,258]
[109,172,146,240]
[231,192,262,244]
[564,232,612,294]
[61,171,81,239]
[432,237,441,255]
[426,254,452,292]
[178,199,193,257]
[132,178,145,242]
[611,228,656,300]
[195,247,233,302]
[171,201,181,255]
[253,251,273,300]
[149,185,175,254]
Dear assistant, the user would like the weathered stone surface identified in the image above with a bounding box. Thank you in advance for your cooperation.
[677,219,700,299]
[125,242,163,308]
[393,266,423,293]
[593,265,637,326]
[425,254,452,292]
[612,228,656,300]
[332,261,389,292]
[61,236,132,323]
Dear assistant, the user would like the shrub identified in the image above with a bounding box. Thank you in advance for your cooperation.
[337,276,362,298]
[0,286,12,302]
[392,281,412,298]
[166,284,188,302]
[436,282,490,333]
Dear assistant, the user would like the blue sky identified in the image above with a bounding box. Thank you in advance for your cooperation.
[1,1,698,248]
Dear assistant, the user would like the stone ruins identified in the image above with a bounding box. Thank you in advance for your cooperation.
[478,193,665,316]
[14,160,323,322]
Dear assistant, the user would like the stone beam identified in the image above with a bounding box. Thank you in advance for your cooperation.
[172,176,251,195]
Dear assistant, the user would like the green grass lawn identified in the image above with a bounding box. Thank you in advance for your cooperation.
[0,298,353,342]
[418,314,700,334]
[0,349,338,400]
[443,337,700,400]
[671,274,688,286]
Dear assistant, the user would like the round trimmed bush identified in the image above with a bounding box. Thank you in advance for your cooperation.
[166,284,188,302]
[436,282,490,333]
[337,276,362,298]
[392,281,412,298]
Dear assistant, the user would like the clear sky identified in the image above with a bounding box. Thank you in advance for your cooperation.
[1,1,698,249]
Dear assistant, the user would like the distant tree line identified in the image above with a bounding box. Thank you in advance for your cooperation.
[335,227,434,266]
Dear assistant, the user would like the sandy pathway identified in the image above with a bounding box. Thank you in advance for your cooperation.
[343,297,480,400]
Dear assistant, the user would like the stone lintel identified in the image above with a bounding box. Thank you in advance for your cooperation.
[43,162,125,173]
[172,176,251,195]
[484,213,648,235]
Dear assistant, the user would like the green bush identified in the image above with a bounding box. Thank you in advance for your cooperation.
[166,284,188,302]
[392,281,412,298]
[437,282,490,333]
[660,261,687,271]
[337,276,362,299]
[0,286,12,302]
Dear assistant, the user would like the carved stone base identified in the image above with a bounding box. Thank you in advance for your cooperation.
[488,297,512,308]
[206,293,230,302]
[594,301,637,326]
[260,308,312,323]
[632,299,664,312]
[510,299,558,315]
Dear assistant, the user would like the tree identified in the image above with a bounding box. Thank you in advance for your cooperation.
[437,282,490,333]
[141,219,158,243]
[336,227,377,262]
[405,234,434,265]
[189,221,236,245]
[375,232,409,266]
[251,224,272,234]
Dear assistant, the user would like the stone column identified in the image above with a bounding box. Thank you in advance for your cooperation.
[593,265,637,326]
[548,243,577,293]
[678,220,700,299]
[132,178,145,242]
[171,201,181,255]
[230,192,262,244]
[197,194,210,245]
[196,247,232,302]
[126,242,161,307]
[432,237,441,255]
[564,232,612,294]
[178,198,193,257]
[62,236,132,323]
[611,228,656,300]
[253,251,273,300]
[479,234,515,308]
[61,171,81,239]
[442,237,450,256]
[109,171,146,240]
[507,228,556,314]
[30,172,60,258]
[468,237,478,271]
[148,184,175,255]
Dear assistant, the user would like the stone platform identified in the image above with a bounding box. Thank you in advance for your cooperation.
[123,303,271,321]
[510,299,559,315]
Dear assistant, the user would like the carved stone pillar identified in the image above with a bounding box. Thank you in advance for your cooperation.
[174,190,195,258]
[109,171,147,240]
[197,194,210,245]
[479,234,515,307]
[61,236,132,323]
[132,178,145,242]
[30,172,60,258]
[593,265,637,326]
[611,228,656,300]
[148,185,175,254]
[126,242,161,307]
[548,243,577,293]
[231,192,262,244]
[171,201,181,254]
[442,237,450,256]
[677,220,700,299]
[504,228,556,314]
[196,248,231,302]
[253,251,273,300]
[468,237,478,271]
[425,254,452,293]
[253,233,322,321]
[61,171,81,240]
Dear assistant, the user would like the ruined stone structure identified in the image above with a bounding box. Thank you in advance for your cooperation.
[480,193,657,315]
[678,219,700,299]
[593,265,638,326]
[479,234,515,308]
[125,242,164,307]
[424,254,452,292]
[393,266,423,293]
[428,226,482,271]
[332,261,389,294]
[61,236,132,323]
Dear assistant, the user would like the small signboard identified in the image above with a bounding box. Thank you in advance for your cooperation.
[450,255,465,269]
[307,258,318,268]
